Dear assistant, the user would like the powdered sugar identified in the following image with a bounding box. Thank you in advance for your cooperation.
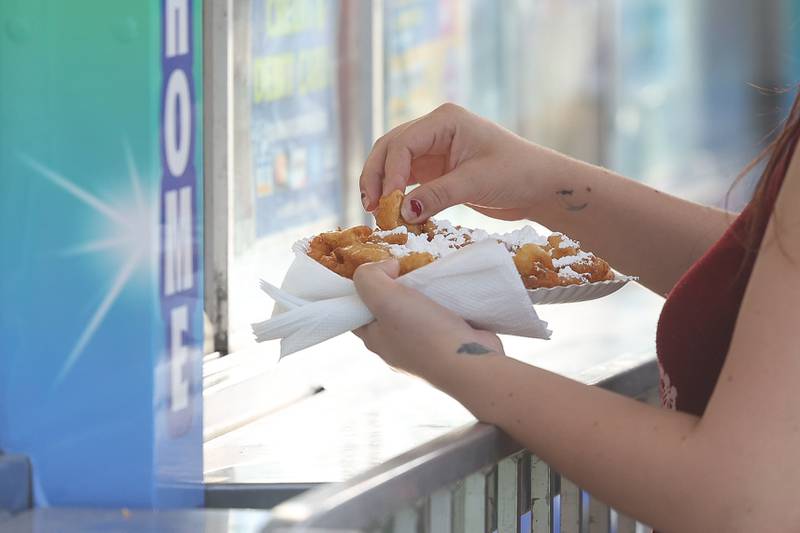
[379,220,550,259]
[557,265,586,281]
[552,250,594,269]
[385,244,409,257]
[470,228,490,242]
[383,230,453,258]
[551,232,580,249]
[374,226,408,238]
[433,219,485,247]
[491,226,547,250]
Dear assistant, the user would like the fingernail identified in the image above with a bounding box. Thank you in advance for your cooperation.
[410,198,423,217]
[402,198,423,221]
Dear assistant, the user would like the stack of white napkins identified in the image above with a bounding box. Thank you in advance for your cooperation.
[252,239,551,358]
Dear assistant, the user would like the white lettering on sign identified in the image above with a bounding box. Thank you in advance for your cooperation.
[164,186,193,295]
[165,0,189,58]
[170,305,189,412]
[161,0,196,435]
[164,69,191,178]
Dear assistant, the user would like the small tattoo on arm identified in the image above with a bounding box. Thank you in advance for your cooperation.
[457,342,495,355]
[555,188,589,212]
[565,203,589,211]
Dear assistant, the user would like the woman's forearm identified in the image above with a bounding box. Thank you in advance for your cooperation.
[528,145,733,295]
[429,353,740,533]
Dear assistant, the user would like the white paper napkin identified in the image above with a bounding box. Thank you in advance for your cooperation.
[252,239,551,358]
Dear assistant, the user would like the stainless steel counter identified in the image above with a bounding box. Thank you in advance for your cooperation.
[204,282,664,486]
[0,508,272,532]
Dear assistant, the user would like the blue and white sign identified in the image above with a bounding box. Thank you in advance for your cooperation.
[249,0,343,237]
[0,0,203,508]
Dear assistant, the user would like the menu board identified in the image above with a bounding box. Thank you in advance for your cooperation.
[381,0,513,130]
[249,0,342,237]
[383,0,466,127]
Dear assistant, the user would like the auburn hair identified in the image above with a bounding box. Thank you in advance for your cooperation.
[733,88,800,254]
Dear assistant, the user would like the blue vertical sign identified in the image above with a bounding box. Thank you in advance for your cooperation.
[160,0,201,439]
[155,0,204,507]
[0,0,203,508]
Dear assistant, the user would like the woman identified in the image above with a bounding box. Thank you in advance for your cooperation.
[353,94,800,533]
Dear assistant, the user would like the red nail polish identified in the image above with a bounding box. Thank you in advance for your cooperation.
[410,199,423,217]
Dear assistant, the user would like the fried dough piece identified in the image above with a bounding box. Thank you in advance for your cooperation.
[374,190,403,230]
[308,226,373,272]
[315,253,353,278]
[308,219,617,285]
[334,242,392,264]
[569,255,614,283]
[521,265,562,289]
[321,225,372,248]
[546,232,614,282]
[308,235,334,262]
[332,243,392,278]
[547,233,579,260]
[375,190,428,234]
[398,252,435,275]
[513,243,554,276]
[309,226,372,260]
[421,220,437,239]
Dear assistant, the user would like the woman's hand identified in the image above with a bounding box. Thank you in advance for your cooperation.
[359,103,550,223]
[352,260,504,378]
[360,103,734,296]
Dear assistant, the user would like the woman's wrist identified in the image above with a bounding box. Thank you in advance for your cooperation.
[525,144,610,229]
[425,343,505,405]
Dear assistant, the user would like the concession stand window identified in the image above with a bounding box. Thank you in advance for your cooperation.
[200,0,797,495]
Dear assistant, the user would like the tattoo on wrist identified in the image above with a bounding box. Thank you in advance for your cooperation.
[555,188,589,212]
[457,342,495,355]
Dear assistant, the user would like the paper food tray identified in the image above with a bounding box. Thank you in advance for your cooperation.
[294,239,634,306]
[527,275,632,305]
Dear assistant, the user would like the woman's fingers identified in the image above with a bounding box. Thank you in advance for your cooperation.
[353,259,452,326]
[400,164,480,222]
[352,260,402,318]
[383,112,456,195]
[360,133,393,211]
[360,121,415,210]
[360,104,463,210]
[352,257,502,374]
[410,154,448,185]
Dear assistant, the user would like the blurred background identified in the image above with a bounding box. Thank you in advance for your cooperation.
[211,0,800,355]
[4,0,800,520]
[201,0,800,489]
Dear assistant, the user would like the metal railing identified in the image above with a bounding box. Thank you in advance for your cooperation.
[262,355,658,533]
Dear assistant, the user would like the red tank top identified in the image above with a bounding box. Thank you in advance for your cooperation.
[656,174,787,415]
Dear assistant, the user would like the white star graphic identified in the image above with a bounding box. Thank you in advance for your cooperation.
[21,141,155,383]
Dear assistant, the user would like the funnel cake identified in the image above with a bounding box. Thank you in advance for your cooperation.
[305,190,615,288]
